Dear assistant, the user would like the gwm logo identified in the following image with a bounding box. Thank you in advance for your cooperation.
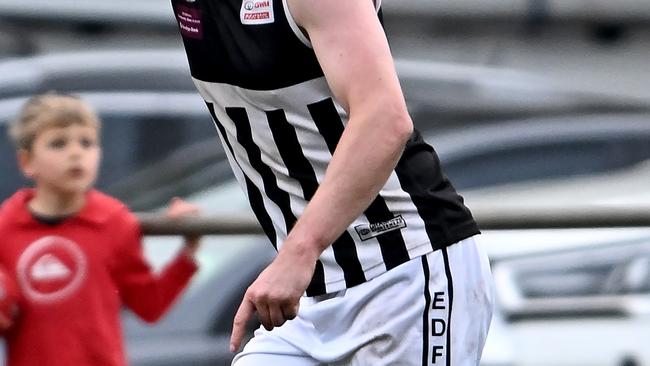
[241,0,274,25]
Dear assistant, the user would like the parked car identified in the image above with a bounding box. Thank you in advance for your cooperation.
[2,49,650,366]
[428,115,650,366]
[485,229,650,366]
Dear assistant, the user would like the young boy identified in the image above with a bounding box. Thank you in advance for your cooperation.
[0,93,201,366]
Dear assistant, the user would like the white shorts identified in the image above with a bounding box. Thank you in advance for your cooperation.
[232,236,494,366]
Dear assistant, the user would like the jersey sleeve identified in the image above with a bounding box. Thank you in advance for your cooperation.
[110,210,198,323]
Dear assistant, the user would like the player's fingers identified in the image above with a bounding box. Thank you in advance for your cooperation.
[269,304,285,327]
[281,302,299,321]
[230,298,255,353]
[256,300,273,331]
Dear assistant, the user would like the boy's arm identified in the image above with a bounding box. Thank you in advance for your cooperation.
[111,211,198,323]
[230,0,413,351]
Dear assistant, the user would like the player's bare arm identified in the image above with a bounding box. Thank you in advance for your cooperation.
[288,0,413,251]
[230,0,413,352]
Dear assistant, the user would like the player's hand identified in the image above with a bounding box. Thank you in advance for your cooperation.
[166,197,202,257]
[229,245,317,352]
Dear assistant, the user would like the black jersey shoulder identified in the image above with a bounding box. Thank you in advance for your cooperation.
[172,0,325,90]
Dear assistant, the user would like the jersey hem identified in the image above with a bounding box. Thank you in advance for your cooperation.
[314,222,480,296]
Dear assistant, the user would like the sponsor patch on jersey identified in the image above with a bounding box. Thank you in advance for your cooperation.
[355,215,407,241]
[240,0,275,25]
[175,3,204,40]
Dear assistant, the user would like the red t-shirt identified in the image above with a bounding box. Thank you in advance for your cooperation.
[0,189,198,366]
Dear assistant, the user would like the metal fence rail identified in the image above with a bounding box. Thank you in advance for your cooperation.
[138,205,650,236]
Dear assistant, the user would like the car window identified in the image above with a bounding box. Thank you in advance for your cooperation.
[462,159,650,207]
[610,256,650,295]
[497,239,650,300]
[518,263,619,298]
[99,113,217,186]
[443,138,650,191]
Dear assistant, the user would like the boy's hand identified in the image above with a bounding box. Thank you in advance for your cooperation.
[166,197,202,257]
[0,312,13,333]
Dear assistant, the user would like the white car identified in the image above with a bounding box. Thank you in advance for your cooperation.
[451,118,650,366]
[482,228,650,366]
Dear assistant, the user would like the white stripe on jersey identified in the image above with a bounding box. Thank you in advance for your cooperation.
[207,100,289,247]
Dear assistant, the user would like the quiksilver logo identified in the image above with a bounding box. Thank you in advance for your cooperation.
[355,215,407,241]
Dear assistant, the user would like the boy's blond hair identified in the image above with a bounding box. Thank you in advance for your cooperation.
[9,93,101,151]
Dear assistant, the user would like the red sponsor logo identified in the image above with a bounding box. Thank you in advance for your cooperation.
[244,12,270,20]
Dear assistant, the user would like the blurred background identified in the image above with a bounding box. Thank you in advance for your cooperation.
[1,1,650,365]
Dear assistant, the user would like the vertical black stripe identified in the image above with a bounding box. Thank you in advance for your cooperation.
[207,103,277,248]
[266,109,319,198]
[441,248,453,366]
[225,107,326,296]
[307,98,410,269]
[308,261,326,297]
[227,107,296,231]
[307,98,341,153]
[421,255,431,366]
[267,109,366,288]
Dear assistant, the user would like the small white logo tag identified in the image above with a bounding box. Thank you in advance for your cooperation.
[241,0,274,25]
[355,216,407,241]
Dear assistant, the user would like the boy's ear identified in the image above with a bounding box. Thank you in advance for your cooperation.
[17,149,35,179]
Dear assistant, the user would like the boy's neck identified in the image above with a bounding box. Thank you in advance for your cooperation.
[29,188,87,217]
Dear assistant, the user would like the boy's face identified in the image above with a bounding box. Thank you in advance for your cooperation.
[20,124,101,196]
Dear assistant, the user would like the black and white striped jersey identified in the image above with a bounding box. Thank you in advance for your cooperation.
[172,0,480,296]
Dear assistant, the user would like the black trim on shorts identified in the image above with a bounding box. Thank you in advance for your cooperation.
[442,248,454,366]
[421,255,432,366]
